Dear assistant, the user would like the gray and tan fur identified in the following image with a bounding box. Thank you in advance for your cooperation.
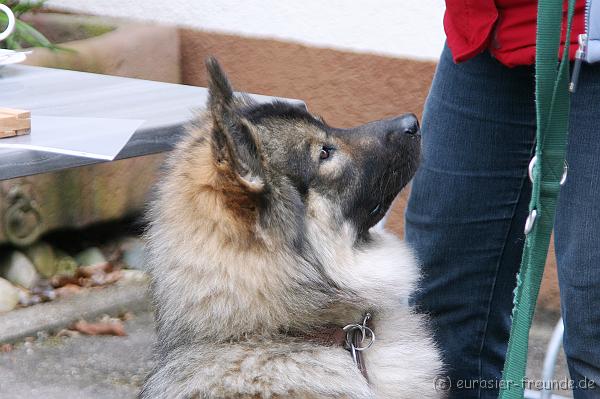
[141,58,444,399]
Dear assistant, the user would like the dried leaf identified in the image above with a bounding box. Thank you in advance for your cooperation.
[1,344,13,353]
[50,263,121,289]
[55,284,82,298]
[77,263,113,279]
[72,320,126,336]
[49,275,80,288]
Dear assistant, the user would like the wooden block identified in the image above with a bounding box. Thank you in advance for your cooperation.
[0,116,30,130]
[0,108,30,118]
[0,130,17,139]
[0,108,31,138]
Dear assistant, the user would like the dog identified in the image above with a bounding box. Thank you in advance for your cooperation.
[140,58,444,399]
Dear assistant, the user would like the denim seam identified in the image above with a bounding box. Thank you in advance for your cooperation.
[475,168,530,399]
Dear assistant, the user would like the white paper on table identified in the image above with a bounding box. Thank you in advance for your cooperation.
[0,115,145,160]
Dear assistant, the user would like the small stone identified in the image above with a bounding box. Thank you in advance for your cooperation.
[75,247,107,267]
[56,329,80,338]
[24,242,57,278]
[54,250,78,277]
[36,331,49,341]
[120,237,146,270]
[120,311,134,321]
[31,284,56,302]
[0,277,19,313]
[45,289,56,300]
[28,295,43,305]
[17,287,32,306]
[24,340,34,355]
[0,251,40,289]
[119,269,149,284]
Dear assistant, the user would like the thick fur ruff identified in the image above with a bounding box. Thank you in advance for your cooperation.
[141,58,444,399]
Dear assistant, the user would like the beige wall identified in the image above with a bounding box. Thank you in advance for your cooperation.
[46,0,446,61]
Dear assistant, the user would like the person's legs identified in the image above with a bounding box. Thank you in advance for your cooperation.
[554,61,600,399]
[405,45,536,399]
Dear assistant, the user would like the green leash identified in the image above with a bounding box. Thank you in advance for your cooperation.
[498,0,576,398]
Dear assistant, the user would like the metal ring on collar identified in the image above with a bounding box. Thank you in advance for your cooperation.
[528,155,568,186]
[524,209,537,235]
[343,324,376,351]
[353,326,375,351]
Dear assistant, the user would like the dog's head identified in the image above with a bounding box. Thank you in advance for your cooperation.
[202,58,420,243]
[203,58,420,240]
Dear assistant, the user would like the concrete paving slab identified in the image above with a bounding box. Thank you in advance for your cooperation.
[0,295,573,398]
[0,280,149,344]
[0,282,572,399]
[0,311,155,399]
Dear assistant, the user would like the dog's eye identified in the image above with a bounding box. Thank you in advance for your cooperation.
[319,146,331,160]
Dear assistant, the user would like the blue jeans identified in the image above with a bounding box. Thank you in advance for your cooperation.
[406,45,600,399]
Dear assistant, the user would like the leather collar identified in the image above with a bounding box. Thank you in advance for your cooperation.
[287,314,374,382]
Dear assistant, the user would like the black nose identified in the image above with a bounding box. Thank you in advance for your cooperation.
[398,113,420,135]
[385,113,420,142]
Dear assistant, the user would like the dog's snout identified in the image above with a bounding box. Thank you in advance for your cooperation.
[385,113,420,143]
[399,113,420,135]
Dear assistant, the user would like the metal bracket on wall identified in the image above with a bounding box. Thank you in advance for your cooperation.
[2,185,43,246]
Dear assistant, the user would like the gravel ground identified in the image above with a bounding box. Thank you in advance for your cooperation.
[0,307,571,399]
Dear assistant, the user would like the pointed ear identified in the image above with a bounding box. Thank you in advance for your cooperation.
[205,57,265,192]
[206,56,234,112]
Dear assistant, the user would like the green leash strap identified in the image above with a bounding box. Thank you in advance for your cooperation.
[498,0,575,398]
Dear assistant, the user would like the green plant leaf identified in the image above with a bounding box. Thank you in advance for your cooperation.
[1,1,54,50]
[13,17,58,49]
[15,18,50,46]
[4,35,20,50]
[12,2,46,18]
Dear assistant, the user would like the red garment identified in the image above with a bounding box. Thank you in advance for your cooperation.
[444,0,586,67]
